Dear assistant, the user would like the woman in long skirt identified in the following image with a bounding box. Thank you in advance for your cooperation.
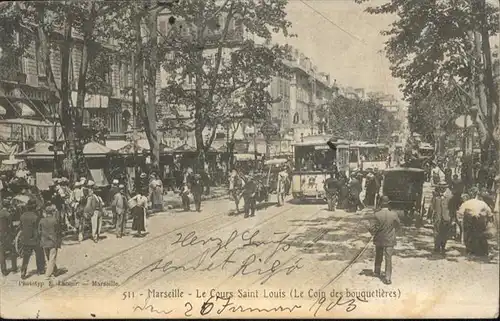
[130,192,148,237]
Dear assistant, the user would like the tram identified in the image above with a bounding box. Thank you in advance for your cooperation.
[291,135,349,201]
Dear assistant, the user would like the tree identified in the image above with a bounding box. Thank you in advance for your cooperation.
[356,0,499,163]
[158,0,292,170]
[317,96,399,143]
[10,1,123,180]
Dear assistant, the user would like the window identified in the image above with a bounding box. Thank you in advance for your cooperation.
[35,41,46,76]
[159,21,167,35]
[108,109,121,133]
[120,62,129,88]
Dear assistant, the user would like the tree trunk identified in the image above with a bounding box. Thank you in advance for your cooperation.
[135,9,148,175]
[72,14,95,182]
[144,8,160,172]
[59,15,80,181]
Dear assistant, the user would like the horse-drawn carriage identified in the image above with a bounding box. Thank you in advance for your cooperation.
[381,167,426,226]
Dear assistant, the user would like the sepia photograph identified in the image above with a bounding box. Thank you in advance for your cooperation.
[0,0,498,318]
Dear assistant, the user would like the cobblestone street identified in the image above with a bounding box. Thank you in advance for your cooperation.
[1,186,498,318]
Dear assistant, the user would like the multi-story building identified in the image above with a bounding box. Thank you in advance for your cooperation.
[0,23,139,155]
[339,86,366,100]
[367,91,401,114]
[274,48,338,141]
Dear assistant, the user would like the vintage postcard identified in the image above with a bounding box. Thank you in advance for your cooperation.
[0,0,499,318]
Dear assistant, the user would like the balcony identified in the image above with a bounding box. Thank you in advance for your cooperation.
[0,71,27,84]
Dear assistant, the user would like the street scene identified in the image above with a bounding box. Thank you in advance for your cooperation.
[0,0,499,319]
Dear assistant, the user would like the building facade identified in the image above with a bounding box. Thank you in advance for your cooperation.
[0,24,139,155]
[269,47,338,142]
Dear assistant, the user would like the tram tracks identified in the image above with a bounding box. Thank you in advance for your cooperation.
[13,199,299,305]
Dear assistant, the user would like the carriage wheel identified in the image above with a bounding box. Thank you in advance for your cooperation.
[14,229,24,257]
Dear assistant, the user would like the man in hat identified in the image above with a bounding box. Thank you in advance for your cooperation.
[20,198,45,279]
[84,180,103,243]
[0,197,17,276]
[191,173,204,212]
[429,181,453,255]
[70,181,86,242]
[112,184,128,238]
[38,205,61,278]
[364,172,379,207]
[368,196,400,285]
[109,179,120,226]
[242,172,258,218]
[324,171,339,211]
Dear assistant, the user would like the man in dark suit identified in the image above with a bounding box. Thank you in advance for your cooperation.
[20,199,45,279]
[191,174,204,212]
[324,171,339,211]
[242,173,258,218]
[429,182,452,255]
[369,196,400,285]
[39,205,61,278]
[0,198,17,276]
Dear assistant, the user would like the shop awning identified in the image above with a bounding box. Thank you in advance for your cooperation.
[234,153,256,161]
[17,142,64,159]
[174,143,196,152]
[106,140,130,151]
[137,139,150,150]
[83,141,113,155]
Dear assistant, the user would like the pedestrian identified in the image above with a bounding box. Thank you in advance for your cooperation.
[368,196,400,285]
[136,172,148,196]
[149,173,163,212]
[324,171,339,211]
[457,197,493,256]
[242,172,257,218]
[38,205,61,279]
[109,179,120,226]
[429,181,452,255]
[0,197,17,276]
[191,173,203,212]
[180,177,192,212]
[348,174,364,212]
[276,165,289,207]
[83,180,103,243]
[20,198,45,279]
[229,169,244,213]
[129,191,148,237]
[112,184,128,238]
[337,172,349,210]
[364,173,379,207]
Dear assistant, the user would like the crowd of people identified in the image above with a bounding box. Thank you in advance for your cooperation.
[0,169,176,280]
[323,166,383,213]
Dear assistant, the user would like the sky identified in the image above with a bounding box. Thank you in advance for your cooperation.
[272,0,404,100]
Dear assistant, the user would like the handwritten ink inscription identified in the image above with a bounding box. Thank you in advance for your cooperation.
[130,293,371,317]
[142,229,304,285]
